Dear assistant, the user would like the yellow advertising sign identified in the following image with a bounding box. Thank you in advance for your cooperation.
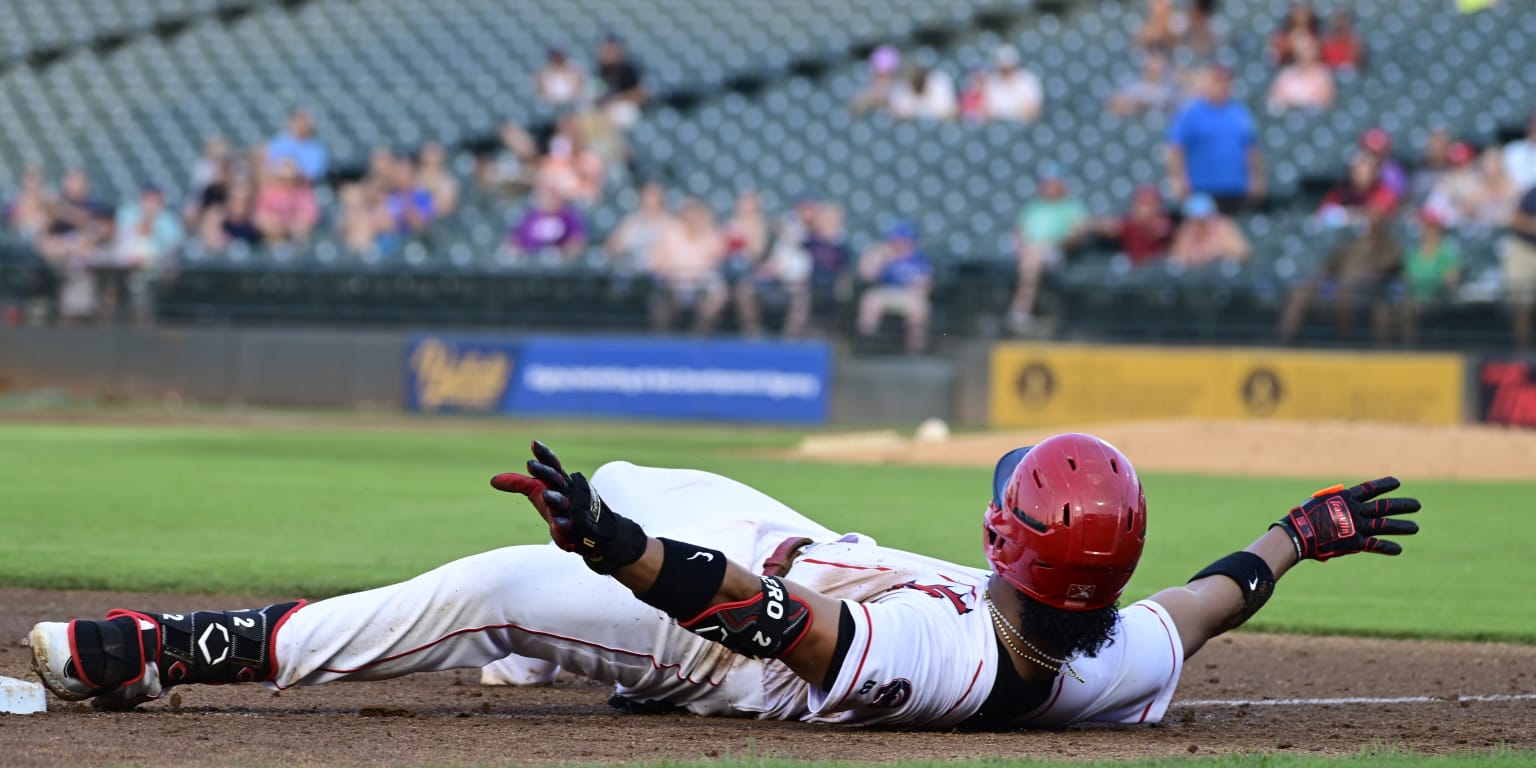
[989,343,1464,427]
[408,337,514,412]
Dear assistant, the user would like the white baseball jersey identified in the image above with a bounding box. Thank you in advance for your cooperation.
[267,462,1184,728]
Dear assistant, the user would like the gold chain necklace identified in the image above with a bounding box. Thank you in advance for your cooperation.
[984,592,1085,684]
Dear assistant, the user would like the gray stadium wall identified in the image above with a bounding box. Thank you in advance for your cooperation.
[0,327,964,426]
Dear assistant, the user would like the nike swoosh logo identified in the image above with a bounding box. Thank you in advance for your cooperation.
[1248,576,1259,591]
[687,551,715,562]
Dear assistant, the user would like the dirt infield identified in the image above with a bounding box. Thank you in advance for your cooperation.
[792,419,1536,481]
[3,588,1533,766]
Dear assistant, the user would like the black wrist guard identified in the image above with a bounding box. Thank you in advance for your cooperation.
[680,575,812,659]
[1190,551,1276,622]
[568,474,649,575]
[638,538,727,620]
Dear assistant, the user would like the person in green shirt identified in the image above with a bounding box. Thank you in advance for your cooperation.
[1009,166,1090,332]
[1400,207,1461,346]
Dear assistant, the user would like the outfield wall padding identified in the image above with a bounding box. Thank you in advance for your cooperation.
[0,326,407,408]
[0,327,953,426]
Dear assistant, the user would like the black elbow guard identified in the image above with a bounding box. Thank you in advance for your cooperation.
[681,576,812,659]
[1190,551,1276,622]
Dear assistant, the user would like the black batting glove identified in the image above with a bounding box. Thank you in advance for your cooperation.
[1272,476,1420,562]
[493,440,648,575]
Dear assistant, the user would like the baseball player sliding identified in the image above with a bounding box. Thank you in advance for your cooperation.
[28,434,1419,728]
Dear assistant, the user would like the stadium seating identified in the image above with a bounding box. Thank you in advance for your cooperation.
[0,0,1530,347]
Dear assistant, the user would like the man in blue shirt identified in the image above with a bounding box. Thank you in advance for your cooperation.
[1166,66,1265,214]
[266,108,328,183]
[856,221,933,353]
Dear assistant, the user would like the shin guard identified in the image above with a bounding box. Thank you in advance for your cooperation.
[135,601,306,686]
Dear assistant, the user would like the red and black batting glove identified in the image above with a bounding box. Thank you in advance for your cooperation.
[490,441,649,575]
[1272,477,1420,562]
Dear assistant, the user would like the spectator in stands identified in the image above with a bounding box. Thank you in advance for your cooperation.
[647,198,727,333]
[382,156,436,252]
[1097,185,1174,266]
[595,34,646,129]
[850,45,902,116]
[1108,53,1179,118]
[1169,192,1250,268]
[768,197,817,275]
[1185,0,1222,60]
[957,69,988,121]
[416,142,460,220]
[265,108,327,183]
[1359,128,1408,200]
[784,202,852,338]
[536,47,587,107]
[1503,185,1536,349]
[981,46,1043,124]
[335,181,387,255]
[890,65,958,122]
[36,170,114,319]
[1319,9,1364,71]
[1424,141,1477,227]
[540,114,606,205]
[4,169,51,239]
[1134,0,1181,55]
[1410,128,1453,204]
[185,137,231,230]
[1270,3,1320,67]
[1429,145,1519,232]
[1475,147,1521,225]
[856,221,931,354]
[721,190,771,335]
[506,183,587,262]
[1008,166,1090,332]
[1166,65,1264,213]
[605,181,673,275]
[199,182,262,252]
[254,158,320,246]
[1279,153,1402,344]
[365,146,397,189]
[572,103,628,171]
[109,185,183,325]
[1267,33,1334,112]
[1503,112,1536,193]
[477,119,541,198]
[1399,207,1461,346]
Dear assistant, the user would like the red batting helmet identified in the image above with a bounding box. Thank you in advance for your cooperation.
[983,433,1147,611]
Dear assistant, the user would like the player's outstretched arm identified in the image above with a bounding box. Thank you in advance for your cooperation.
[491,441,848,688]
[1149,477,1419,660]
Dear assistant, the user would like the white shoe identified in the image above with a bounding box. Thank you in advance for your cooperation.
[29,621,163,710]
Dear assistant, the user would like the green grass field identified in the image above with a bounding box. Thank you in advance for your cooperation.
[1,419,1528,643]
[3,418,1534,767]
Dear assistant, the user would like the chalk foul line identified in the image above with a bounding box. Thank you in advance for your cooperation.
[1176,693,1536,708]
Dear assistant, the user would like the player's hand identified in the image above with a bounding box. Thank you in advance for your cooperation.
[490,441,648,575]
[1272,477,1419,562]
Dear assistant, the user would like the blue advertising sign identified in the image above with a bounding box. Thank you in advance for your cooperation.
[510,336,831,423]
[404,335,518,413]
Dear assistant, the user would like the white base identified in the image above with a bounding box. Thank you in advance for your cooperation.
[0,675,47,714]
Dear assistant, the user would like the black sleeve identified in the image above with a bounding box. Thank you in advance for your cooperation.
[820,603,856,691]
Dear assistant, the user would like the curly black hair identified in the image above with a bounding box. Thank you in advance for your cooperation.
[1014,590,1120,658]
